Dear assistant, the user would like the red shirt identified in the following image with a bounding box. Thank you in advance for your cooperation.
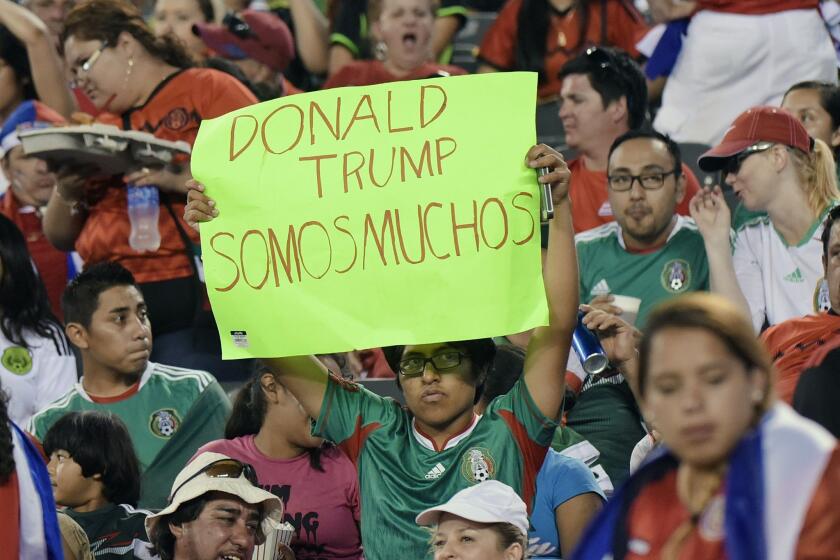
[0,470,20,560]
[323,61,467,89]
[697,0,818,15]
[625,448,840,559]
[0,194,68,319]
[478,0,647,100]
[568,158,701,234]
[760,312,840,404]
[78,68,257,284]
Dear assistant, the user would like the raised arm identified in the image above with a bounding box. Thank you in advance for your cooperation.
[689,186,755,328]
[0,0,76,118]
[522,145,577,420]
[185,182,330,419]
[288,0,330,74]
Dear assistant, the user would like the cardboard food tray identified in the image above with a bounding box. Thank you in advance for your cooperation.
[18,124,191,176]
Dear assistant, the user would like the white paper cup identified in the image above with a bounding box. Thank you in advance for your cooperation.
[252,522,295,560]
[252,527,280,560]
[611,295,641,326]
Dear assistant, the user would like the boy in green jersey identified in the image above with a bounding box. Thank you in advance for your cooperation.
[29,263,230,508]
[184,144,579,559]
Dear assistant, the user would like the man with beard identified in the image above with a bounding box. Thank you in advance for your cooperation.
[566,129,708,487]
[146,452,284,560]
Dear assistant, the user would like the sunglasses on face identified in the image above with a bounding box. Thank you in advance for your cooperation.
[169,459,259,501]
[723,142,775,175]
[398,350,468,377]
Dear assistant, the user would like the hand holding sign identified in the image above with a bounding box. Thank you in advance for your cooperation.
[190,73,548,358]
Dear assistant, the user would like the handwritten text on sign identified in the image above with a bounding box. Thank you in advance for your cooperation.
[192,73,548,358]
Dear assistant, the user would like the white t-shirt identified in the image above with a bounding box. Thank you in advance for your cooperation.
[0,325,77,426]
[734,211,831,332]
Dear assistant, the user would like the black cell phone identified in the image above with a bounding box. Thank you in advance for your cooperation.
[539,167,554,222]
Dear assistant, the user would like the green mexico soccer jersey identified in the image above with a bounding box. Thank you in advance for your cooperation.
[314,374,558,560]
[29,362,231,508]
[575,216,709,328]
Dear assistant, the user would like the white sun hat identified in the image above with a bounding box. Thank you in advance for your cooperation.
[415,480,528,537]
[145,452,283,539]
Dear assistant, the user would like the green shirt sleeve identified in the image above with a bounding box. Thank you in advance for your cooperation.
[313,374,403,462]
[487,378,558,447]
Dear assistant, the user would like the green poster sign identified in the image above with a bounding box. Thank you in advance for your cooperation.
[192,72,548,358]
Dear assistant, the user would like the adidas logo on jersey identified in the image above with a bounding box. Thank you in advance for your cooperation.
[784,268,804,283]
[425,463,446,480]
[591,279,610,296]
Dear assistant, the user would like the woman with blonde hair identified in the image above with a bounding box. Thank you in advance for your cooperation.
[691,106,840,332]
[573,293,840,559]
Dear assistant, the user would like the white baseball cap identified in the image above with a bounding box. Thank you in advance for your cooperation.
[145,452,283,539]
[415,480,529,537]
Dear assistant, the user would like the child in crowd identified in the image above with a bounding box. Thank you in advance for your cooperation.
[44,410,157,560]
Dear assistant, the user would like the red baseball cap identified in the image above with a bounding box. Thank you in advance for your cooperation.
[192,10,295,72]
[698,106,813,172]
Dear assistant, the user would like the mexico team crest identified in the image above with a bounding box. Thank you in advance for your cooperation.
[1,347,32,375]
[814,278,831,313]
[661,259,691,293]
[460,447,496,484]
[150,409,181,438]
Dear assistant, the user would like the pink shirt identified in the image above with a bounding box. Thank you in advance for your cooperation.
[195,436,363,559]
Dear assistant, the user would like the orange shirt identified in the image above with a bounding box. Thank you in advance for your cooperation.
[568,158,701,234]
[478,0,647,100]
[697,0,818,15]
[625,448,840,559]
[323,60,467,89]
[78,68,257,284]
[761,312,840,404]
[1,194,68,319]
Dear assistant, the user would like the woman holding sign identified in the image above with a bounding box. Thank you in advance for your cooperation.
[322,0,466,89]
[184,143,577,560]
[41,0,257,370]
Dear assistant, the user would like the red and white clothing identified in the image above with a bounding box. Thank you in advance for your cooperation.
[733,211,831,332]
[653,4,835,145]
[478,0,647,100]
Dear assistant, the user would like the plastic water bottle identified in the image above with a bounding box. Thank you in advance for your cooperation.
[127,184,161,252]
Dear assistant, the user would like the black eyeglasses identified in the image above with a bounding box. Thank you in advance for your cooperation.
[724,142,775,175]
[398,350,468,377]
[607,169,679,191]
[169,459,258,501]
